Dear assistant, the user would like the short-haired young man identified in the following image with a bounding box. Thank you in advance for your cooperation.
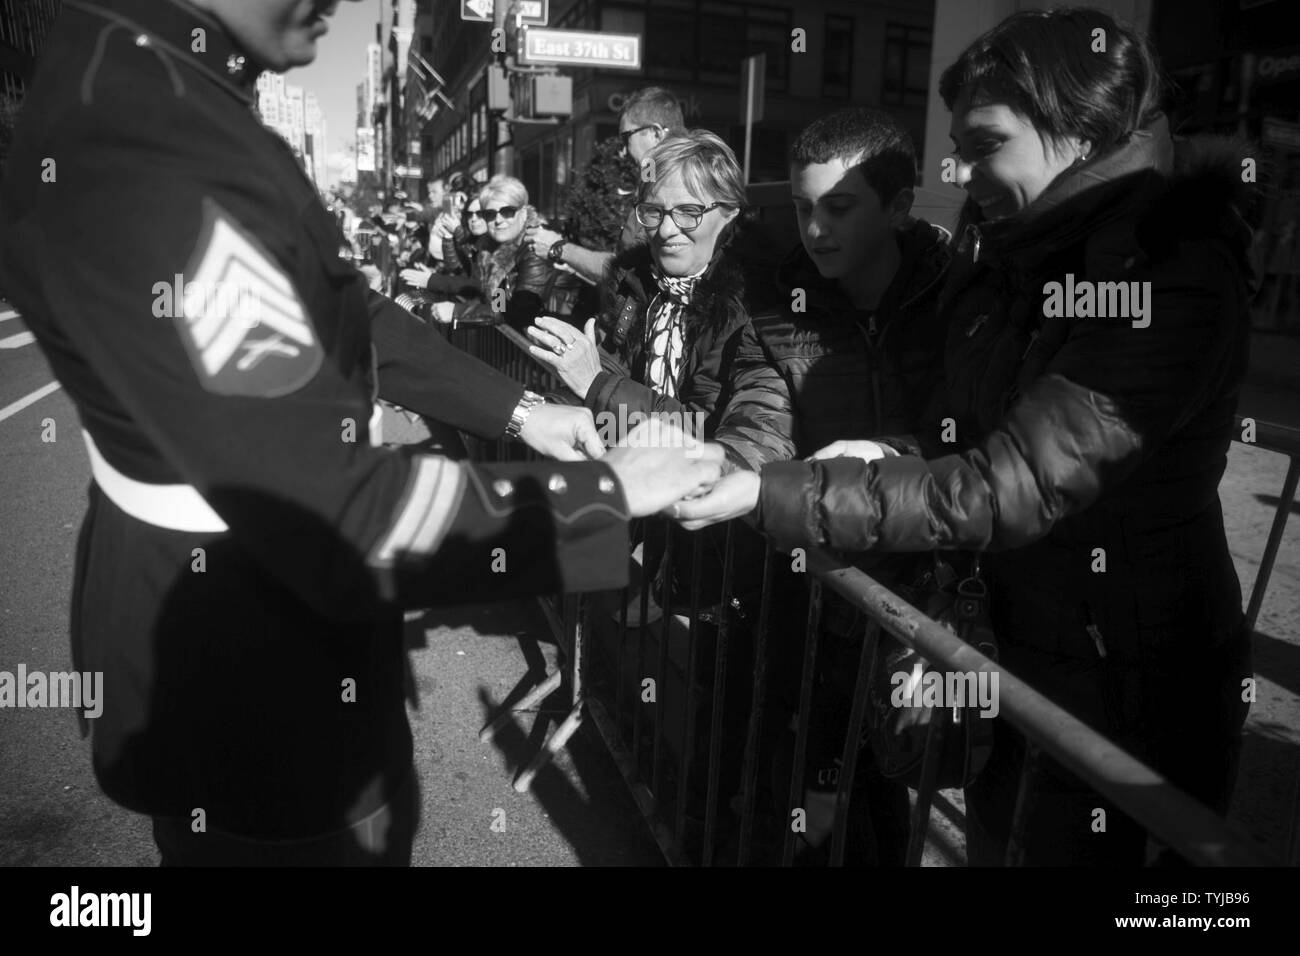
[525,86,686,284]
[683,107,953,864]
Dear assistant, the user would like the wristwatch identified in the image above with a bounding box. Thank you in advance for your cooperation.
[548,239,567,263]
[505,390,546,441]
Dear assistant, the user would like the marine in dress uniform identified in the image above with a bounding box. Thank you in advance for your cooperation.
[0,0,640,863]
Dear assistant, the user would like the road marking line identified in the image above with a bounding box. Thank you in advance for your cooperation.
[0,310,19,322]
[0,331,34,348]
[0,381,61,423]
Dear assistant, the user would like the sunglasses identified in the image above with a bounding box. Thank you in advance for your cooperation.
[464,209,485,220]
[618,124,661,147]
[480,207,520,223]
[635,202,733,232]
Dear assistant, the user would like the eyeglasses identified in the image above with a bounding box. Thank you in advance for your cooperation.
[635,202,733,232]
[464,209,485,220]
[480,206,520,223]
[619,124,660,147]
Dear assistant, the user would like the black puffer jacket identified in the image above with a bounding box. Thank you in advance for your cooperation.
[586,242,795,472]
[758,115,1255,665]
[742,220,951,456]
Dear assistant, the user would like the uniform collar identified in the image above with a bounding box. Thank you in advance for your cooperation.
[67,0,263,103]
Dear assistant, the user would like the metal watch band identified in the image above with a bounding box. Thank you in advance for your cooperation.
[548,239,567,263]
[505,390,546,440]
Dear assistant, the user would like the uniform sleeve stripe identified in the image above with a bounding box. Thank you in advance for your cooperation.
[409,457,468,556]
[371,456,461,564]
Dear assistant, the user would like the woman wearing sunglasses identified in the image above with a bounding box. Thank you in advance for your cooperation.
[416,175,572,328]
[399,193,489,295]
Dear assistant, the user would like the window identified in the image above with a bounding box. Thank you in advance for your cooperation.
[882,23,931,109]
[823,15,853,99]
[746,18,789,92]
[557,0,594,30]
[698,1,744,83]
[645,6,695,80]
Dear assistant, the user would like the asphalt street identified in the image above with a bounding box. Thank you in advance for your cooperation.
[1,298,1297,866]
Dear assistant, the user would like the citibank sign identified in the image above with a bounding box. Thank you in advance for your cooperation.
[1257,52,1300,83]
[607,92,702,119]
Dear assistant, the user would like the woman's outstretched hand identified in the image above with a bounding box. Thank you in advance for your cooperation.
[527,316,602,399]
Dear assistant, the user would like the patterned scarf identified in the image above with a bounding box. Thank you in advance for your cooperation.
[645,265,704,398]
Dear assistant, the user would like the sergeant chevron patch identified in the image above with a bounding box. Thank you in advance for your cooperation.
[169,198,323,397]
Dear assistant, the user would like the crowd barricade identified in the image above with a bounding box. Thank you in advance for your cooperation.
[449,323,1290,867]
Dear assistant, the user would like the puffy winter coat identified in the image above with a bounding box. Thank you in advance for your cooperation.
[757,115,1255,666]
[743,220,951,457]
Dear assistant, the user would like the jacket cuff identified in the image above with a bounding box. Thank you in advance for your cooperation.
[584,370,620,414]
[872,435,917,457]
[756,460,820,553]
[414,460,631,598]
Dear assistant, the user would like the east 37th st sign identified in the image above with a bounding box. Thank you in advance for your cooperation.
[519,28,642,70]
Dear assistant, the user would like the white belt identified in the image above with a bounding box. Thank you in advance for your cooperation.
[83,431,229,533]
[82,405,384,534]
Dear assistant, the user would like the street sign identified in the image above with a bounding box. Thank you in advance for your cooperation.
[519,28,641,70]
[516,0,549,27]
[461,0,492,23]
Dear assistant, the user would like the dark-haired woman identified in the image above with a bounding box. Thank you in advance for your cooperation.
[678,7,1256,866]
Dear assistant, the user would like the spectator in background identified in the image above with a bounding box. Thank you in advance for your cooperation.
[399,194,488,304]
[426,175,571,329]
[525,86,686,284]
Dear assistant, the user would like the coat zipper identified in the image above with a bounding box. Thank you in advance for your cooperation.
[1081,603,1107,658]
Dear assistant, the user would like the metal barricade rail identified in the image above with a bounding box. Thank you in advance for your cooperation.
[448,323,1293,867]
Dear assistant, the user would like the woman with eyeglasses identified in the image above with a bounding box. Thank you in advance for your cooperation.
[528,132,794,825]
[527,130,792,472]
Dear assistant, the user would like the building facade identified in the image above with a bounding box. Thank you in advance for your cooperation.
[255,72,330,190]
[408,0,935,217]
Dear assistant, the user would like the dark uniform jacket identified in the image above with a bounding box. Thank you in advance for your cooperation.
[758,117,1254,670]
[0,0,632,839]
